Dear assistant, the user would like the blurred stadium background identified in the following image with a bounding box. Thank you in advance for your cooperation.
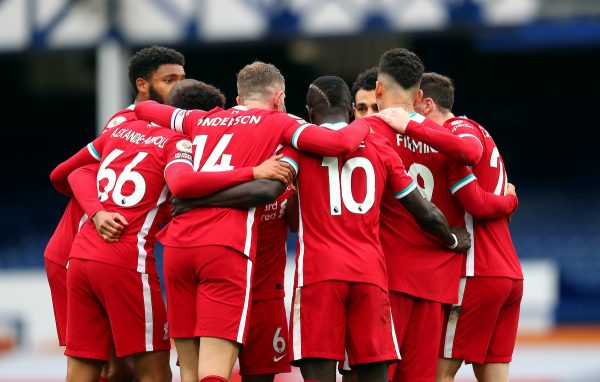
[1,0,600,381]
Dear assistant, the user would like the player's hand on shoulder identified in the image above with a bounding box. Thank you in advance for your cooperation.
[449,226,471,253]
[253,154,294,185]
[374,106,411,134]
[91,211,128,243]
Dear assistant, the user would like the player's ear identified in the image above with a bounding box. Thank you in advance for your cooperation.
[375,81,384,100]
[136,77,148,97]
[306,105,315,124]
[236,96,242,105]
[414,88,423,106]
[274,91,285,111]
[425,98,435,114]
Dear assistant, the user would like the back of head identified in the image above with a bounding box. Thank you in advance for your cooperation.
[236,61,285,103]
[351,66,378,101]
[167,79,226,110]
[420,72,455,112]
[378,48,424,93]
[128,45,185,96]
[306,76,352,119]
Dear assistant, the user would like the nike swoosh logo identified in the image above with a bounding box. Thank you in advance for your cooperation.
[273,354,287,362]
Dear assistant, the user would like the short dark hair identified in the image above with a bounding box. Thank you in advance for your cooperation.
[166,79,226,110]
[128,45,185,95]
[236,61,285,101]
[306,76,352,115]
[378,48,424,90]
[420,72,455,111]
[351,66,378,102]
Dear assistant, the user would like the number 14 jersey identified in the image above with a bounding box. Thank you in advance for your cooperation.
[133,102,372,260]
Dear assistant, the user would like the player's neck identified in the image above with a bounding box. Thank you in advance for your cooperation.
[380,93,415,113]
[241,100,274,111]
[314,114,348,125]
[430,110,454,125]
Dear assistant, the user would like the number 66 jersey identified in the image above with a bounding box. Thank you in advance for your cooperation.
[68,121,194,275]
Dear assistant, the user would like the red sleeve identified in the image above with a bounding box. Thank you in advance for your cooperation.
[382,141,417,199]
[451,172,518,219]
[134,101,207,136]
[50,135,106,196]
[404,116,483,166]
[279,114,369,156]
[279,145,301,177]
[68,164,104,218]
[163,137,255,198]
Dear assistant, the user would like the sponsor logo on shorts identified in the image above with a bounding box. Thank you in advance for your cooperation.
[273,354,287,363]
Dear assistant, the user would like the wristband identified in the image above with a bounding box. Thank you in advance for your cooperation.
[448,233,458,249]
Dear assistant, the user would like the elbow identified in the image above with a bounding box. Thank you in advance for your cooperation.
[169,184,195,200]
[49,171,67,195]
[464,150,482,167]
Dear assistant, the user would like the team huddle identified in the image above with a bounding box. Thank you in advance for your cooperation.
[46,46,522,382]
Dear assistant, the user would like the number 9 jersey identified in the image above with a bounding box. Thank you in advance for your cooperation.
[69,120,194,275]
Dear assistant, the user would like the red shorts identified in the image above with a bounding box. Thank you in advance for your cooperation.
[238,298,291,376]
[389,291,444,382]
[65,259,170,360]
[441,276,523,364]
[45,258,67,346]
[290,281,399,366]
[163,245,253,344]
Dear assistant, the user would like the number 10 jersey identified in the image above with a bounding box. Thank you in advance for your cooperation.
[282,126,416,291]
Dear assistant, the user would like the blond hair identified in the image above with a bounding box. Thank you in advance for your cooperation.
[236,61,285,102]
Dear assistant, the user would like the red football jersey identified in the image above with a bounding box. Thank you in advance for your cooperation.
[69,120,193,275]
[44,106,136,267]
[281,124,416,291]
[370,114,473,304]
[134,102,371,259]
[444,117,522,279]
[253,187,293,301]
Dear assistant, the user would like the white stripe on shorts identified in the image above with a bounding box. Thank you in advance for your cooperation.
[390,308,401,360]
[292,288,302,361]
[141,273,153,352]
[243,207,256,257]
[236,258,253,344]
[443,277,467,358]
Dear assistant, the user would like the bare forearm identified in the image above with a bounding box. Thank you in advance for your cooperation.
[400,191,454,246]
[174,180,287,212]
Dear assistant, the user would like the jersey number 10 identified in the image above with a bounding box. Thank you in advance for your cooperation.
[322,156,375,215]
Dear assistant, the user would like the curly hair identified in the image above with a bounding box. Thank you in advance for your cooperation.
[166,79,226,110]
[128,45,185,95]
[378,48,424,90]
[351,66,378,102]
